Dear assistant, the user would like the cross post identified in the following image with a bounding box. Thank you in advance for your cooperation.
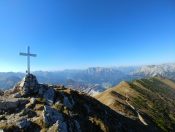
[20,46,37,74]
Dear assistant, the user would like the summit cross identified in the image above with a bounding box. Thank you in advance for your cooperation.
[20,46,37,74]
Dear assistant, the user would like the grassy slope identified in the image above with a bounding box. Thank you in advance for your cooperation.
[96,77,175,132]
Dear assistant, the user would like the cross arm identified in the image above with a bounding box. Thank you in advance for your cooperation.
[19,52,37,57]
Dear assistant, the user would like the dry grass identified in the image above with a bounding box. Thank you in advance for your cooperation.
[96,77,175,132]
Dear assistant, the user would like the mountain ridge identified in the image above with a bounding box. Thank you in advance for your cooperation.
[0,74,153,132]
[96,77,175,131]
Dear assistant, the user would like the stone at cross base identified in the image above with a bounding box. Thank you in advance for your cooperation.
[12,74,55,105]
[19,74,39,96]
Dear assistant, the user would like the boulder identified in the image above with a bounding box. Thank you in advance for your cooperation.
[58,121,68,132]
[43,106,64,126]
[17,119,31,129]
[38,85,45,95]
[13,93,22,98]
[0,98,28,112]
[19,74,39,96]
[0,90,4,96]
[43,88,55,105]
[63,96,75,109]
[19,108,37,118]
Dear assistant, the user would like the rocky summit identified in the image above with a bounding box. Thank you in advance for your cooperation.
[0,74,156,132]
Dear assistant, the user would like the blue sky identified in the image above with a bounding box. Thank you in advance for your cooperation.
[0,0,175,72]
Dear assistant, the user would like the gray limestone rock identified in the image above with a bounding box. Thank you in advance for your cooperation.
[43,105,64,126]
[0,90,4,96]
[19,74,39,96]
[17,119,31,129]
[0,98,28,111]
[43,88,55,105]
[63,96,75,109]
[13,93,22,98]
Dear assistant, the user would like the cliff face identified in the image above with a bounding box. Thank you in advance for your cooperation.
[0,74,153,132]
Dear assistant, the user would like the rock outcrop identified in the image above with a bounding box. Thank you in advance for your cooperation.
[0,98,28,113]
[17,119,31,129]
[43,105,64,126]
[19,74,39,96]
[43,88,55,105]
[0,90,3,96]
[0,74,157,132]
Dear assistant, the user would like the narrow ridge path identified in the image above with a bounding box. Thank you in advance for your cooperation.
[126,96,148,126]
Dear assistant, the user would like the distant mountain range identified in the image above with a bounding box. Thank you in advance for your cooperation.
[0,72,24,90]
[132,63,175,79]
[1,70,175,131]
[0,63,175,92]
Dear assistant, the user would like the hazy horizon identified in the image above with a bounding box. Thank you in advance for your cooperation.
[0,0,174,72]
[0,62,174,73]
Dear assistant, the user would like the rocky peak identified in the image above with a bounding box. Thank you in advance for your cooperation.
[0,74,155,132]
[19,74,39,96]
